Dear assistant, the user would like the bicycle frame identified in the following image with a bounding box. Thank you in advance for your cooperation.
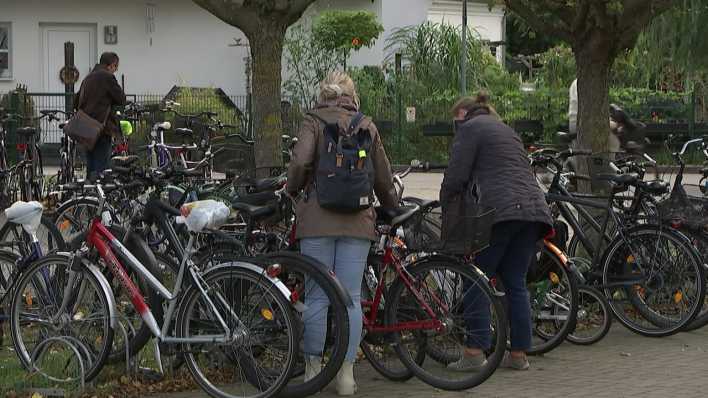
[84,216,239,343]
[362,236,448,334]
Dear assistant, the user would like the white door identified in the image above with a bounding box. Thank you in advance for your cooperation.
[39,24,97,142]
[40,23,97,92]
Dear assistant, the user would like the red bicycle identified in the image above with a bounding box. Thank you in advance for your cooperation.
[359,205,507,391]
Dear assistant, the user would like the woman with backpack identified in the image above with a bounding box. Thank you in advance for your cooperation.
[287,71,398,395]
[440,93,552,371]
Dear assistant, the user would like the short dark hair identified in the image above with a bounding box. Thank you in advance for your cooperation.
[99,52,119,66]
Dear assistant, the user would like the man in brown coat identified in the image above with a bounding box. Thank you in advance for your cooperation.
[74,52,126,176]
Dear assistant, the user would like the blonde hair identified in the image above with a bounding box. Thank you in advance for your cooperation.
[451,91,500,120]
[319,71,360,109]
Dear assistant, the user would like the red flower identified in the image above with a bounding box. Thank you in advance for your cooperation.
[352,37,361,47]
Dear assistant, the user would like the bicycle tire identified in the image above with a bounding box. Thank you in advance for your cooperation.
[602,225,705,337]
[359,278,418,382]
[198,249,350,398]
[53,197,100,242]
[10,254,114,382]
[678,229,708,331]
[176,264,297,398]
[567,286,612,345]
[525,246,579,355]
[386,258,507,391]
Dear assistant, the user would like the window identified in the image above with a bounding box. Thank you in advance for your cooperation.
[0,23,10,79]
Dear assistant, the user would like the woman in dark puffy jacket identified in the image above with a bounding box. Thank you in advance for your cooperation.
[440,93,552,371]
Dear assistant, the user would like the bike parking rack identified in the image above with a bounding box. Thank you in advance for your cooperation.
[28,335,88,391]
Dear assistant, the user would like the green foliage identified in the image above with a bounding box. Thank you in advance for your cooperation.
[385,22,514,95]
[505,12,563,56]
[312,10,384,68]
[283,24,339,109]
[535,45,576,90]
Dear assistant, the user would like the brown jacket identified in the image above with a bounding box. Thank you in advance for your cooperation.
[287,99,397,241]
[74,64,126,138]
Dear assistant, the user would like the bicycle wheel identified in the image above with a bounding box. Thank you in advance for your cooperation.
[359,268,418,382]
[525,246,578,355]
[10,254,114,382]
[176,264,297,398]
[0,250,18,347]
[0,215,66,257]
[567,286,612,345]
[198,248,350,398]
[386,258,506,391]
[53,197,99,242]
[602,225,705,337]
[679,229,708,331]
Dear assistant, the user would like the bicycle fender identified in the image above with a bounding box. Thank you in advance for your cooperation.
[405,252,505,298]
[57,251,118,329]
[206,261,305,312]
[262,251,354,308]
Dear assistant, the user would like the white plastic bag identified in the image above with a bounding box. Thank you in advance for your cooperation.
[4,201,44,235]
[176,200,230,232]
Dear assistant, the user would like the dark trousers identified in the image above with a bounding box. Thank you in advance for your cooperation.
[463,220,543,351]
[86,134,112,178]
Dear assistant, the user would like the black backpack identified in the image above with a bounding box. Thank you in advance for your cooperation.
[308,111,375,213]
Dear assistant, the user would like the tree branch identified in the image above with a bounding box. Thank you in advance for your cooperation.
[193,0,259,34]
[504,0,573,43]
[571,0,591,34]
[286,0,317,24]
[615,0,679,49]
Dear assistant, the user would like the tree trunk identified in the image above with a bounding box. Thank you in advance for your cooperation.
[574,36,614,194]
[248,24,287,177]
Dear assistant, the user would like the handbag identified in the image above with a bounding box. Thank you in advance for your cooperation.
[63,86,110,151]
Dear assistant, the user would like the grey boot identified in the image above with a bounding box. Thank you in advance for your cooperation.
[335,361,357,396]
[304,356,322,382]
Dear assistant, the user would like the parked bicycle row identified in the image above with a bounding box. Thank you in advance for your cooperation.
[1,77,708,398]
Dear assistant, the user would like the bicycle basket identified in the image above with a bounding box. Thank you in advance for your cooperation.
[657,188,708,231]
[402,206,442,252]
[440,202,495,255]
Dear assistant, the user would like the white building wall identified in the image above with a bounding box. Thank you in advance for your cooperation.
[1,0,504,95]
[0,0,249,95]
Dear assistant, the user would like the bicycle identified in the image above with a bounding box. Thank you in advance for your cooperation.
[532,148,705,337]
[0,111,53,202]
[0,201,81,380]
[12,184,299,398]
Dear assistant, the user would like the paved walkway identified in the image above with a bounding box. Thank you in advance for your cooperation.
[152,172,708,397]
[154,326,708,398]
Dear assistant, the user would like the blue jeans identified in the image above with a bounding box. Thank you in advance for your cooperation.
[300,237,371,362]
[463,221,543,351]
[86,134,112,178]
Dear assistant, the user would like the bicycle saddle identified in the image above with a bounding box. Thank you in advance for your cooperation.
[403,197,440,211]
[111,155,140,167]
[556,131,577,143]
[231,201,277,220]
[595,173,639,186]
[639,179,670,195]
[175,128,194,137]
[375,205,420,229]
[16,127,37,137]
[3,201,43,234]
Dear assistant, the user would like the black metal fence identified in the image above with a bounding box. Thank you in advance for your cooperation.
[1,87,705,165]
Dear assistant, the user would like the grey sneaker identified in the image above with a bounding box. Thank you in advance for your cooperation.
[501,352,530,370]
[446,353,488,371]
